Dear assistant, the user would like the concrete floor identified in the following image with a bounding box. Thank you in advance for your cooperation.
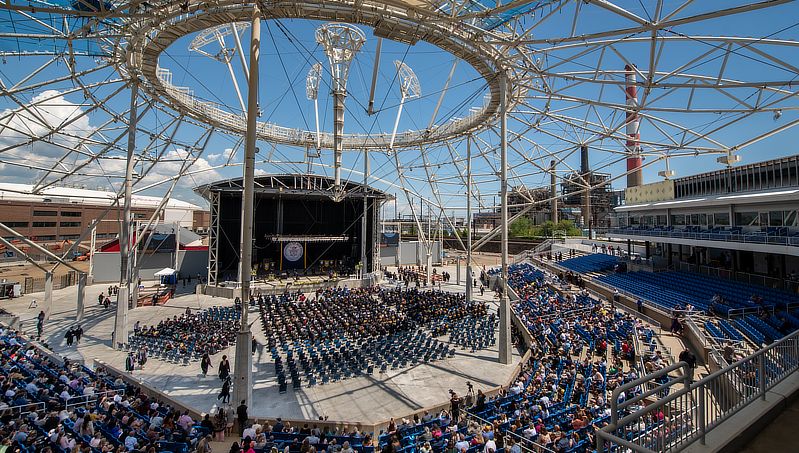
[1,257,520,424]
[738,396,799,453]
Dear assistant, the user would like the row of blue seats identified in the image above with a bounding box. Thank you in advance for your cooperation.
[558,254,618,274]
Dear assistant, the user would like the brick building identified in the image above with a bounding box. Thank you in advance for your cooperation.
[0,183,204,244]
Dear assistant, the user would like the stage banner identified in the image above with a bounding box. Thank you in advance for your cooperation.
[380,232,399,247]
[283,241,304,270]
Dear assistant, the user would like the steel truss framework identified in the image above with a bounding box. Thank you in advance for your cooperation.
[1,0,799,277]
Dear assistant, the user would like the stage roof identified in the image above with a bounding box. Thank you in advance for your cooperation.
[193,174,394,202]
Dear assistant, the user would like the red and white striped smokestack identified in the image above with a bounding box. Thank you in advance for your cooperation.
[625,64,643,188]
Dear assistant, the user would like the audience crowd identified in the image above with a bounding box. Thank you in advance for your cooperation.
[0,326,213,453]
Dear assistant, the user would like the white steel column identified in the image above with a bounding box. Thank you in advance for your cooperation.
[76,273,86,322]
[233,6,260,411]
[466,136,473,303]
[89,224,96,284]
[498,73,512,365]
[361,150,368,279]
[44,272,53,320]
[113,81,138,349]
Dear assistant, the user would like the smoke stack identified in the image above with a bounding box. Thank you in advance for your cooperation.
[625,64,643,188]
[581,145,589,174]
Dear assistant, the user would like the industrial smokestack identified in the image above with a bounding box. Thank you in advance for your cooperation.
[624,64,643,188]
[550,160,557,224]
[581,145,589,174]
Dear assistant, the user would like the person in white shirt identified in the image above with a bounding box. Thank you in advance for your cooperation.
[242,423,256,440]
[483,438,496,453]
[523,423,536,439]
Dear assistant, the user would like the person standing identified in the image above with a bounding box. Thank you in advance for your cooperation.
[450,393,461,423]
[218,376,231,403]
[225,402,236,436]
[213,407,227,442]
[237,400,249,437]
[37,311,45,339]
[218,355,230,380]
[251,337,257,355]
[637,299,643,312]
[201,352,212,377]
[64,327,74,347]
[74,325,84,345]
[98,292,104,305]
[679,348,697,383]
[137,348,148,370]
[125,353,135,373]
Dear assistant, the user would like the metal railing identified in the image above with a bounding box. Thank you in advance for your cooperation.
[1,401,45,417]
[511,239,558,265]
[597,328,799,452]
[677,262,796,292]
[609,227,799,248]
[64,388,125,410]
[464,411,558,453]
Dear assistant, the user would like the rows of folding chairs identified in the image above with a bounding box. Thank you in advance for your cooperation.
[271,328,459,389]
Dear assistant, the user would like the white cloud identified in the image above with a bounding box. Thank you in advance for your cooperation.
[0,89,96,183]
[207,148,234,163]
[254,168,268,177]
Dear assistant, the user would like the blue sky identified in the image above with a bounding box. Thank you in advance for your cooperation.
[1,0,799,214]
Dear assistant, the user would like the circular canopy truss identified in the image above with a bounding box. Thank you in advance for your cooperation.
[2,0,799,224]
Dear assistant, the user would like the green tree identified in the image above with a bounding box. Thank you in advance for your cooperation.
[541,220,556,237]
[510,217,533,238]
[555,219,583,237]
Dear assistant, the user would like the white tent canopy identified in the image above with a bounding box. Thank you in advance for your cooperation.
[153,268,177,277]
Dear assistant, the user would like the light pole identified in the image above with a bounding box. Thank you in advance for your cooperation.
[315,23,366,201]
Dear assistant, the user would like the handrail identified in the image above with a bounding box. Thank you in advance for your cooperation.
[0,401,45,417]
[464,410,559,453]
[683,316,709,349]
[64,388,125,410]
[597,328,799,452]
[613,302,662,333]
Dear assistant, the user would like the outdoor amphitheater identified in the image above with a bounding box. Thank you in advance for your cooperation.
[2,1,799,453]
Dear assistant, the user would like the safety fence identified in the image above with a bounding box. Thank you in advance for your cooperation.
[24,271,77,294]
